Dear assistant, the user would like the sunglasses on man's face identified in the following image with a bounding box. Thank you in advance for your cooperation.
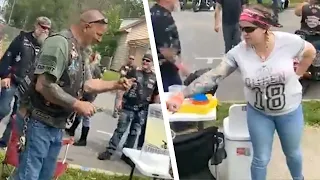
[240,26,258,33]
[143,58,152,63]
[129,58,135,60]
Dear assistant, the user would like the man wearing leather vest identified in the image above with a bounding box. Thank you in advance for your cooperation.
[98,53,160,161]
[113,55,137,118]
[13,9,134,180]
[295,0,320,33]
[0,17,51,148]
[65,50,103,146]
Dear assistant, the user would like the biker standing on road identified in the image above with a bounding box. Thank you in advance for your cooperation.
[98,53,159,161]
[113,55,137,118]
[214,0,247,53]
[65,50,103,147]
[14,9,134,180]
[151,0,189,93]
[0,17,51,148]
[167,5,316,180]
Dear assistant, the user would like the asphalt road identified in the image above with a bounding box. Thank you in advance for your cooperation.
[172,9,320,101]
[0,92,136,175]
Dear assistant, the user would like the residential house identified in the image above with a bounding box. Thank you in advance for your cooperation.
[110,16,150,71]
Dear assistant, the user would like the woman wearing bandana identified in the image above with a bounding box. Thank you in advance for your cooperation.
[167,5,316,180]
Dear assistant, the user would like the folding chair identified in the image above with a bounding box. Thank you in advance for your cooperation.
[0,115,74,180]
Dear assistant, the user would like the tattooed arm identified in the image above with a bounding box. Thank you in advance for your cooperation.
[34,35,78,108]
[35,74,77,108]
[182,60,238,98]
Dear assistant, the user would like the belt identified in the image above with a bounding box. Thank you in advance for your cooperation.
[19,107,67,129]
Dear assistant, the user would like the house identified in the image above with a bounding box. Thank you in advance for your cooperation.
[110,16,150,71]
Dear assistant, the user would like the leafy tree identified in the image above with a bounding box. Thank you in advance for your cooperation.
[93,5,122,58]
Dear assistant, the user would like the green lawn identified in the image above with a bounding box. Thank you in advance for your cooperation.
[204,100,320,128]
[0,152,149,180]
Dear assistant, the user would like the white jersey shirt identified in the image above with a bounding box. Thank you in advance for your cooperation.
[225,31,305,116]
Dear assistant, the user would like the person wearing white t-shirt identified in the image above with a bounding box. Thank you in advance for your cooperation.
[167,5,316,180]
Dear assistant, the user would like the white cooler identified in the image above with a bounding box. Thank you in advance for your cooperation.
[223,104,252,180]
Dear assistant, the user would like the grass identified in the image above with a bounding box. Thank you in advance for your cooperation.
[204,100,320,128]
[0,152,149,180]
[102,70,120,81]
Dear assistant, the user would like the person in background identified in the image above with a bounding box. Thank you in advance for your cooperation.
[113,55,137,118]
[0,16,51,148]
[65,50,102,146]
[98,53,159,160]
[151,0,189,93]
[295,0,320,33]
[214,0,247,53]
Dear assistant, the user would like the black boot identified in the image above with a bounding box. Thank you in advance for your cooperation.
[65,118,81,137]
[74,127,89,146]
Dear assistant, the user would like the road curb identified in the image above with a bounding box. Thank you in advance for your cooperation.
[68,163,129,176]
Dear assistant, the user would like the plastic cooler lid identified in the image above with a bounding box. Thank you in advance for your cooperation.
[223,117,250,141]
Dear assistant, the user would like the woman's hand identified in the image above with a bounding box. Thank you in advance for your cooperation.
[166,92,185,112]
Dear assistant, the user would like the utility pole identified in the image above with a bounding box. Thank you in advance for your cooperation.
[8,0,16,25]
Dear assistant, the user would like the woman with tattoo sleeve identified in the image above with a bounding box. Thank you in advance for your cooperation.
[167,5,316,180]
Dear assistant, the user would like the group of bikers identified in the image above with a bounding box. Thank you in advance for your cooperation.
[0,8,159,180]
[154,0,320,180]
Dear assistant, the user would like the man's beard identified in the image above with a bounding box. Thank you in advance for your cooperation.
[36,33,48,45]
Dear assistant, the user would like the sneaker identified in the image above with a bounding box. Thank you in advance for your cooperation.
[97,151,112,160]
[73,140,87,147]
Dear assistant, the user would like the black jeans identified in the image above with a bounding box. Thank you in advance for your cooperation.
[222,23,241,53]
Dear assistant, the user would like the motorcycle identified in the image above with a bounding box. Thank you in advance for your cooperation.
[179,0,187,10]
[192,0,215,12]
[294,29,320,95]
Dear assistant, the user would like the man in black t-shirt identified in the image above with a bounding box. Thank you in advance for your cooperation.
[214,0,247,53]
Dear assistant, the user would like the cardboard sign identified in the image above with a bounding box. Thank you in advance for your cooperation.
[142,104,169,156]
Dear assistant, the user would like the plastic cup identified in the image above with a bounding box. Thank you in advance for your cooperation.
[168,85,186,93]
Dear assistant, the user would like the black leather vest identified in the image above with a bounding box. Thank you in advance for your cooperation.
[28,30,85,128]
[12,31,40,84]
[301,4,320,32]
[122,69,157,111]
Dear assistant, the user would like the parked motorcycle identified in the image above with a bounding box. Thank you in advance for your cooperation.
[192,0,215,12]
[294,29,320,95]
[180,0,187,10]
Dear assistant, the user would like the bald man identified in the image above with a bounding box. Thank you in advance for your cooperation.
[13,9,134,180]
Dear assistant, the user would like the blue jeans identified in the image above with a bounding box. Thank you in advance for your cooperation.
[14,115,63,180]
[107,109,147,153]
[0,84,18,119]
[247,103,304,180]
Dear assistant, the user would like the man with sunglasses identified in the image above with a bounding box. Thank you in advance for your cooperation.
[113,55,137,118]
[0,16,51,148]
[13,9,135,180]
[214,0,248,53]
[98,53,160,161]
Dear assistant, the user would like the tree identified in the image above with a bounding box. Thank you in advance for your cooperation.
[93,5,122,58]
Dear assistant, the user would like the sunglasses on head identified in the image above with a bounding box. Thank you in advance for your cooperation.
[143,58,151,63]
[39,23,50,30]
[240,26,258,33]
[87,19,108,25]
